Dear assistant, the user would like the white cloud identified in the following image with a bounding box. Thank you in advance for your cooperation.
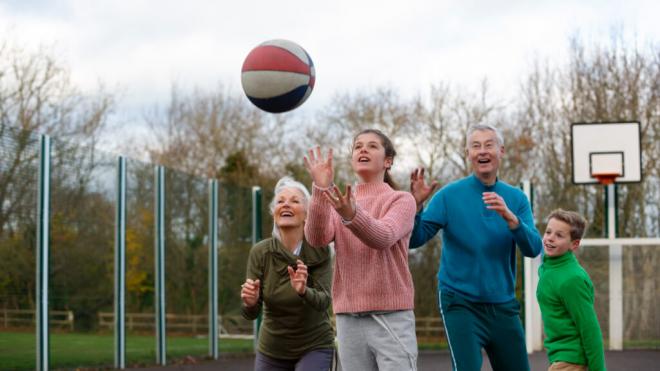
[1,0,658,119]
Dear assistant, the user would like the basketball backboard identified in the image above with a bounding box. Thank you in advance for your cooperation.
[571,122,641,185]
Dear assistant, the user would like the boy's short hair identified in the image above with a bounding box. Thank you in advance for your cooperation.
[547,209,588,241]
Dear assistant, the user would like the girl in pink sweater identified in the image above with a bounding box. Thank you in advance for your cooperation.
[304,129,418,370]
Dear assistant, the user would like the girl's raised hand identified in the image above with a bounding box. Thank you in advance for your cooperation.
[323,184,356,221]
[304,146,334,188]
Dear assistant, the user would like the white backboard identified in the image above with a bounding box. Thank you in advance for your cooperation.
[571,122,641,184]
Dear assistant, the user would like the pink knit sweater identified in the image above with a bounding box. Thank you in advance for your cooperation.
[305,181,417,314]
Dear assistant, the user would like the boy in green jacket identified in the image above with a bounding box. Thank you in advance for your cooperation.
[537,209,606,371]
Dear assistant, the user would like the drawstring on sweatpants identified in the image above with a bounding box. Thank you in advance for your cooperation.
[371,313,418,371]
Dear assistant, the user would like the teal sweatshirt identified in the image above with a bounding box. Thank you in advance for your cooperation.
[410,174,542,303]
[537,251,606,370]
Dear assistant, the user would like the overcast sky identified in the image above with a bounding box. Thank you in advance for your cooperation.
[1,0,658,129]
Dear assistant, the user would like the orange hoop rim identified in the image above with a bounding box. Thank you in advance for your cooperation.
[593,172,620,185]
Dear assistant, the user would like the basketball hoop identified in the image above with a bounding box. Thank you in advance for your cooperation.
[571,122,641,185]
[593,172,620,185]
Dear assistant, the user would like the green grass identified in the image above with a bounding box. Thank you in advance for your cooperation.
[2,332,658,370]
[418,339,449,351]
[0,331,253,370]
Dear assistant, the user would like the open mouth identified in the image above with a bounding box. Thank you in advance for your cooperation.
[544,242,556,251]
[279,211,294,217]
[358,156,370,163]
[477,158,491,164]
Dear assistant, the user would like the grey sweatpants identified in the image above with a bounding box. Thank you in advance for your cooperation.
[336,310,418,371]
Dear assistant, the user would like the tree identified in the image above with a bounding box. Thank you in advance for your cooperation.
[0,40,114,314]
[514,32,659,341]
[310,87,419,187]
[144,84,296,181]
[414,81,503,182]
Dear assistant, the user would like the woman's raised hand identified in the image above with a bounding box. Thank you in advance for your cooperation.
[240,278,261,308]
[287,259,308,296]
[304,146,334,188]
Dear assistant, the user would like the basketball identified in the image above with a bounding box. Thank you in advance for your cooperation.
[241,39,315,113]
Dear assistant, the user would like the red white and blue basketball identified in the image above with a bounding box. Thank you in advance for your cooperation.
[241,39,315,113]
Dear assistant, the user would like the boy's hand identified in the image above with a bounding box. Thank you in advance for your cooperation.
[483,192,519,229]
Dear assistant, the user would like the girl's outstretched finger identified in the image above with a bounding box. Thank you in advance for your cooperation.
[322,190,338,206]
[332,185,344,200]
[303,155,311,170]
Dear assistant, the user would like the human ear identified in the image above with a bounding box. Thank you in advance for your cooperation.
[384,157,393,169]
[571,239,581,251]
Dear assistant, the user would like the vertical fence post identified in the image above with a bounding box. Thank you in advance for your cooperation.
[208,179,219,359]
[115,156,127,369]
[606,184,623,350]
[251,186,262,351]
[522,180,543,353]
[36,135,50,371]
[155,166,167,364]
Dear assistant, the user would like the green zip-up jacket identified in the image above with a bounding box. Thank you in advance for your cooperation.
[241,237,334,360]
[537,251,606,371]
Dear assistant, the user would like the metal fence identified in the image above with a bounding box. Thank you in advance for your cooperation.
[0,126,257,370]
[0,125,658,370]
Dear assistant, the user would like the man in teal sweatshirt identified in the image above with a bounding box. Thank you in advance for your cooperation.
[537,209,606,371]
[410,124,543,371]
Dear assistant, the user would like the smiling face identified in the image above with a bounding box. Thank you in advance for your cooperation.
[351,132,392,182]
[273,188,307,230]
[466,129,504,183]
[543,218,580,257]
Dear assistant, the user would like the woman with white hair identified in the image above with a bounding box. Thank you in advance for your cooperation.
[240,176,335,371]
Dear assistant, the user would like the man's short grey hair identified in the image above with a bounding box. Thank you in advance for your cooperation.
[269,176,311,240]
[466,124,504,147]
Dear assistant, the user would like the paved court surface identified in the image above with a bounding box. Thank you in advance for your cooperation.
[128,349,660,370]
